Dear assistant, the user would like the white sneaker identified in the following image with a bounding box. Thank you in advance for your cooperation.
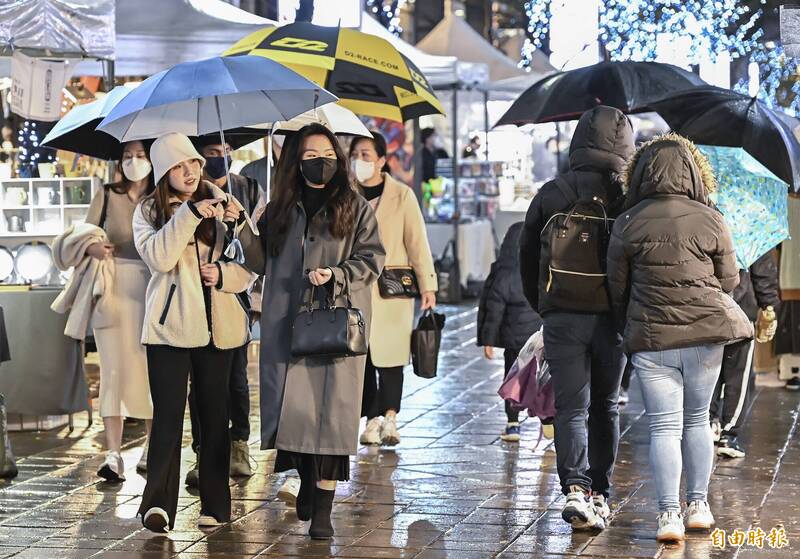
[685,500,715,531]
[143,507,169,533]
[360,417,382,445]
[136,440,149,473]
[198,514,223,528]
[381,414,400,446]
[656,511,685,542]
[229,440,254,477]
[562,486,604,530]
[98,451,125,482]
[711,419,721,444]
[592,494,611,521]
[277,477,301,506]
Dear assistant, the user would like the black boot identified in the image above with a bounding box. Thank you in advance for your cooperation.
[308,487,335,540]
[295,462,315,521]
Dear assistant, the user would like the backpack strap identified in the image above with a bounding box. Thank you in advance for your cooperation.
[98,184,111,230]
[553,176,578,205]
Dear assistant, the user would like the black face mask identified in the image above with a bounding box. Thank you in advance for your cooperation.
[205,156,232,180]
[300,157,338,186]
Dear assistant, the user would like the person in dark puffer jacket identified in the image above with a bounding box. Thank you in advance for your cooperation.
[478,222,542,442]
[607,133,752,543]
[519,106,633,532]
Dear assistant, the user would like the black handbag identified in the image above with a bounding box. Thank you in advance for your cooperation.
[290,286,368,358]
[435,241,461,304]
[410,310,446,379]
[377,267,420,299]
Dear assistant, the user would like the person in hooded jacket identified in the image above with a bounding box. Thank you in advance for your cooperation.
[519,106,634,531]
[607,134,753,543]
[478,222,542,441]
[710,252,780,459]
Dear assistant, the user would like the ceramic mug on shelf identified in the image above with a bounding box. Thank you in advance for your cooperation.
[5,187,27,206]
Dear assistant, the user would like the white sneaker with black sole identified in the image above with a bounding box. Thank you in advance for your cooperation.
[685,500,715,531]
[360,417,382,445]
[562,486,604,530]
[592,494,611,523]
[656,511,685,542]
[198,514,223,528]
[143,507,169,533]
[98,451,125,482]
[277,477,301,506]
[380,414,400,446]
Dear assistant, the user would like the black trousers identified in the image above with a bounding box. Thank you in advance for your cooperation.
[543,312,625,497]
[503,349,520,423]
[710,338,755,438]
[138,344,234,528]
[361,351,404,419]
[189,343,250,451]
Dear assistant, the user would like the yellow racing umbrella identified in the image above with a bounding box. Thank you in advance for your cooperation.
[224,22,445,122]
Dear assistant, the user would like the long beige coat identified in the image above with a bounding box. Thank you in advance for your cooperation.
[369,175,437,367]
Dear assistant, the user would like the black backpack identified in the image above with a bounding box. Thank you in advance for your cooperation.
[539,177,614,313]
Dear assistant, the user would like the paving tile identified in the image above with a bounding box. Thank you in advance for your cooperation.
[0,304,798,559]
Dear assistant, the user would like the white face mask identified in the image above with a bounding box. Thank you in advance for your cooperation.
[122,157,152,182]
[351,159,376,183]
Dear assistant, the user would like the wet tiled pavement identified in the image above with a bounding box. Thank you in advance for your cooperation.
[2,304,799,558]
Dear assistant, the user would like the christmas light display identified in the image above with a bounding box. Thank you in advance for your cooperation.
[520,0,553,69]
[16,120,56,178]
[598,1,763,64]
[365,0,406,36]
[735,43,800,112]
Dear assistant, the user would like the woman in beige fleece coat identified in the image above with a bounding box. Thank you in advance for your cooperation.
[133,133,254,533]
[349,132,437,447]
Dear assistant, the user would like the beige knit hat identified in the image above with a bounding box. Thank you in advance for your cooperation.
[150,132,206,184]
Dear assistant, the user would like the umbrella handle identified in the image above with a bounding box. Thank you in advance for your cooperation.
[214,96,235,239]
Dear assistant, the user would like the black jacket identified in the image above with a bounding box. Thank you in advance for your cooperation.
[733,252,781,321]
[519,106,635,315]
[478,223,543,351]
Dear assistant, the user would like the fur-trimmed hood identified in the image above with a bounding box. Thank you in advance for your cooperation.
[623,133,717,208]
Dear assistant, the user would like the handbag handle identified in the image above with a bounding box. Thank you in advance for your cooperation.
[420,309,441,333]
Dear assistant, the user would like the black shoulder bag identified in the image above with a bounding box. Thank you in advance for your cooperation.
[290,285,368,358]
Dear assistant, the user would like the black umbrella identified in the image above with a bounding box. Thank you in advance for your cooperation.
[495,61,707,126]
[646,86,800,190]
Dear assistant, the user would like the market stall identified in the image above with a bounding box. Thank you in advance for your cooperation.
[416,15,553,292]
[0,0,115,426]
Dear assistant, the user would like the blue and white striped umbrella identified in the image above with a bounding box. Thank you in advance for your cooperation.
[701,145,789,270]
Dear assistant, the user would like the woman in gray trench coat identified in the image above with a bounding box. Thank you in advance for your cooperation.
[241,124,385,540]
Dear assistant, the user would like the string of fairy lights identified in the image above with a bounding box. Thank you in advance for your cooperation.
[365,0,406,36]
[520,0,799,111]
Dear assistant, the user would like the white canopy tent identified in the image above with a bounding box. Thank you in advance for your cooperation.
[416,14,528,82]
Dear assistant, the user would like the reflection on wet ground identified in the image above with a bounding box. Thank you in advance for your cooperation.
[1,305,798,558]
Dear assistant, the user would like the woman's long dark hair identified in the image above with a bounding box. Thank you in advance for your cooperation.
[112,140,155,196]
[145,166,216,246]
[348,131,391,173]
[266,123,357,257]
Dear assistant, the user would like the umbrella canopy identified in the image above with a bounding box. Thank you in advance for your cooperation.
[97,55,337,142]
[224,22,445,122]
[700,145,789,270]
[495,61,707,126]
[41,86,135,160]
[647,86,800,190]
[274,103,371,136]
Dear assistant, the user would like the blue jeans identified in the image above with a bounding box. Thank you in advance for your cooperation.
[633,345,724,512]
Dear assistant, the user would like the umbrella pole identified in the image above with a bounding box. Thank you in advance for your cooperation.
[214,96,231,189]
[266,125,272,203]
